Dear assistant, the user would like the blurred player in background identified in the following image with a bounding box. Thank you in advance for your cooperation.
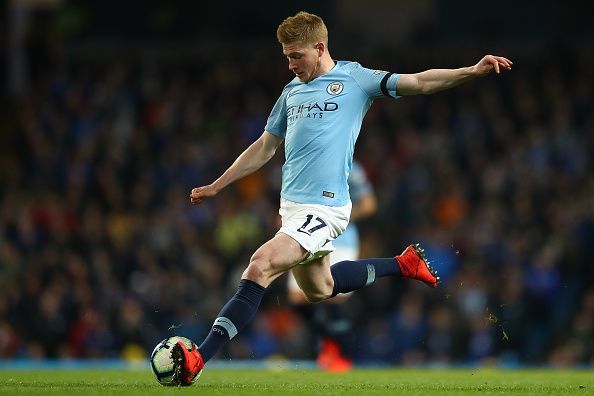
[287,160,376,372]
[172,11,512,384]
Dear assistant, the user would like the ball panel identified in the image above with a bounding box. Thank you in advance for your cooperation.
[150,336,199,386]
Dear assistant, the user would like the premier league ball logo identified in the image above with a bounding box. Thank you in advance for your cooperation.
[326,82,344,95]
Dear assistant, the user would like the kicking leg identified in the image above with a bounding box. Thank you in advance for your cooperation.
[329,243,439,297]
[292,243,439,301]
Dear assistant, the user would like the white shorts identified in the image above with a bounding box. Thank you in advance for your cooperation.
[287,245,359,293]
[278,197,351,265]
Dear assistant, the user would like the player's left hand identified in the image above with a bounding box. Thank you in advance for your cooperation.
[473,55,513,75]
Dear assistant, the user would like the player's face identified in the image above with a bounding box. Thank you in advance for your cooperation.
[282,42,322,83]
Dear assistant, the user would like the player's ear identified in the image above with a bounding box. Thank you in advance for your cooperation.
[315,42,324,57]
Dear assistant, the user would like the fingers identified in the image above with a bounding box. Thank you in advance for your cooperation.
[190,187,204,205]
[190,196,203,204]
[488,55,513,73]
[495,56,513,71]
[189,186,215,205]
[480,55,512,75]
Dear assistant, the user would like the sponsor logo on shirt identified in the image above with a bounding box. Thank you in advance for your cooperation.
[286,102,338,122]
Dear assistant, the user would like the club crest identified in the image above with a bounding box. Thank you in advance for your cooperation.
[326,82,344,95]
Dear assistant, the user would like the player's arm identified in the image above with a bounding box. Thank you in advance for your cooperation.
[396,55,512,96]
[349,192,377,222]
[190,131,283,205]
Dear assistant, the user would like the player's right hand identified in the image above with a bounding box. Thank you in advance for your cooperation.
[190,185,218,205]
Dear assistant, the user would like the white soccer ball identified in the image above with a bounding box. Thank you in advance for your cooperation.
[150,336,201,386]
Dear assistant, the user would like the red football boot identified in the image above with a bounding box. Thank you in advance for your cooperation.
[396,243,440,288]
[317,339,352,373]
[171,341,204,386]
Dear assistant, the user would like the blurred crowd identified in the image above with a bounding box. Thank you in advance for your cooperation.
[0,42,592,367]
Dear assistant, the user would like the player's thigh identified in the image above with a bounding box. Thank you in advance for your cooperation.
[246,233,309,283]
[290,254,334,299]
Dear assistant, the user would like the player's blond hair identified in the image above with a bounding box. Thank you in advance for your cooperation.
[276,11,328,46]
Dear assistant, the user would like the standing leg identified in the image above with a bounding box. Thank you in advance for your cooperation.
[171,233,308,386]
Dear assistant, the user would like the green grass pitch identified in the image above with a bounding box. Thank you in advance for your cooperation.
[1,368,593,395]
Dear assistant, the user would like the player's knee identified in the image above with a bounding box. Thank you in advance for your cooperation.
[302,279,334,303]
[243,261,266,282]
[243,251,272,282]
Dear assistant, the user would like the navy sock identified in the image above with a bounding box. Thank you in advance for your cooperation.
[330,258,401,296]
[198,279,266,362]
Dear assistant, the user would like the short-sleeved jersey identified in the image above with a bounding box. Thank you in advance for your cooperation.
[266,61,399,206]
[334,161,373,249]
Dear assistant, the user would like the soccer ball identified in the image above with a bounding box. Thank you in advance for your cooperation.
[150,336,201,386]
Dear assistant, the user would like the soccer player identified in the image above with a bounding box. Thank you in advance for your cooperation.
[172,11,512,384]
[287,160,376,371]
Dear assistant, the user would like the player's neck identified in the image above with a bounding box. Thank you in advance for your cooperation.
[312,56,336,81]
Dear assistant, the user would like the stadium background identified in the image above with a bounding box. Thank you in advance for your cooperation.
[0,0,592,368]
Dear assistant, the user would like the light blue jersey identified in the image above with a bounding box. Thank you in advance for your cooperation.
[265,61,399,206]
[334,161,373,250]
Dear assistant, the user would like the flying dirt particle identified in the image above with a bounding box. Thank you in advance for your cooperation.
[168,322,183,331]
